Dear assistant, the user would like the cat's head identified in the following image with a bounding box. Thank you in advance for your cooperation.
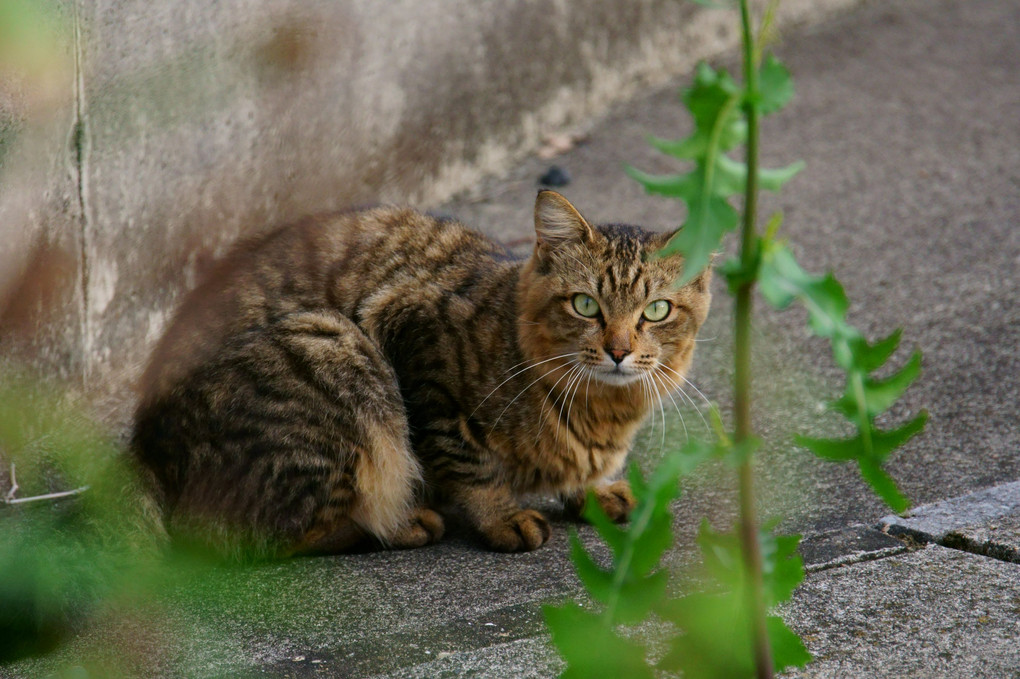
[517,190,711,389]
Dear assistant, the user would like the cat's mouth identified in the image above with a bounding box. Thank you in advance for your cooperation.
[595,366,642,386]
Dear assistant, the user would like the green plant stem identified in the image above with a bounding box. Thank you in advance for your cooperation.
[736,1,773,678]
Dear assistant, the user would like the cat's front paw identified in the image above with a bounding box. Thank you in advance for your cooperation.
[483,509,551,552]
[566,480,636,523]
[595,480,636,522]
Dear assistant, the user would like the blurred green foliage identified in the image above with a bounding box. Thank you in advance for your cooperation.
[758,238,927,511]
[549,0,925,676]
[0,0,70,166]
[0,373,160,664]
[625,57,802,284]
[544,449,810,678]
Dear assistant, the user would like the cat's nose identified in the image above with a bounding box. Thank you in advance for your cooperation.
[607,348,630,364]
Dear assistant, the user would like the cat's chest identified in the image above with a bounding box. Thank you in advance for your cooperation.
[489,398,643,493]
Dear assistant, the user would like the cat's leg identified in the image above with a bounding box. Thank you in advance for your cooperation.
[293,507,444,555]
[446,481,551,552]
[563,479,637,523]
[269,310,444,554]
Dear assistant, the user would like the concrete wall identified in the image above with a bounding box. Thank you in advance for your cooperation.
[0,0,860,402]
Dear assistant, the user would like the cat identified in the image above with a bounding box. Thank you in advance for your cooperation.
[130,190,711,559]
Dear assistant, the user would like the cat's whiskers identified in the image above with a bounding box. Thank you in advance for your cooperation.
[647,372,670,453]
[654,366,709,434]
[650,368,688,444]
[657,363,713,415]
[490,360,574,435]
[515,316,541,326]
[473,352,577,417]
[637,373,656,452]
[535,361,584,446]
[499,351,578,378]
[559,363,591,451]
[583,363,594,415]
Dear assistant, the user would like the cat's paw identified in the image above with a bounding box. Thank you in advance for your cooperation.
[483,509,551,552]
[595,480,636,522]
[567,480,636,523]
[390,508,445,548]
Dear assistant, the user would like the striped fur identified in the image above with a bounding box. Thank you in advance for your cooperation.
[131,191,710,557]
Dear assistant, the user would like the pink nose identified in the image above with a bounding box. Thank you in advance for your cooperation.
[608,348,630,364]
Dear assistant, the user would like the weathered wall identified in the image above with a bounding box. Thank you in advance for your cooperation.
[0,0,861,402]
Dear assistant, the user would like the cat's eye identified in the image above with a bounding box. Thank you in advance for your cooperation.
[643,299,671,322]
[572,293,601,318]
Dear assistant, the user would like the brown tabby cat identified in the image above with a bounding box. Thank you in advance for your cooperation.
[131,190,710,559]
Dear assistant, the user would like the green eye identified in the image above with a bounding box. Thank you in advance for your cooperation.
[643,299,671,322]
[572,293,601,318]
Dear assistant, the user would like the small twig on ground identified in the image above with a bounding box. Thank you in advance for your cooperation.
[5,462,17,503]
[2,462,89,505]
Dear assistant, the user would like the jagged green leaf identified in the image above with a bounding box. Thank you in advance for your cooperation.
[713,154,751,196]
[831,350,922,421]
[543,602,656,679]
[760,237,924,510]
[858,458,910,513]
[793,432,858,462]
[758,54,795,115]
[697,523,803,607]
[759,241,852,339]
[647,133,703,160]
[795,409,928,464]
[631,62,756,284]
[659,191,739,283]
[684,62,745,153]
[767,615,813,670]
[758,160,805,192]
[659,591,808,678]
[629,510,676,576]
[659,523,807,678]
[712,155,805,196]
[623,166,692,199]
[582,493,628,555]
[569,532,614,605]
[762,533,804,605]
[613,570,670,624]
[658,590,754,679]
[626,452,687,575]
[851,329,903,373]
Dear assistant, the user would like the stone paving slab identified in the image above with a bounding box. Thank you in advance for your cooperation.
[783,545,1020,679]
[880,480,1020,562]
[798,525,908,573]
[945,514,1020,564]
[362,542,1020,679]
[371,638,561,679]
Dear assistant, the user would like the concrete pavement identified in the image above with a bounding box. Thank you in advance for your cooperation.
[3,0,1019,676]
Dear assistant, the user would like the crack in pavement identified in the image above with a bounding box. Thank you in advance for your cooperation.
[877,480,1020,565]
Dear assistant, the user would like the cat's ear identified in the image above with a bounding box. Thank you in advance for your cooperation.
[650,228,679,252]
[534,190,595,248]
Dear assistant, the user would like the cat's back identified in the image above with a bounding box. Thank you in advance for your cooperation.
[138,207,512,402]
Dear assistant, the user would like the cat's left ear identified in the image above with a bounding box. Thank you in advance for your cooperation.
[534,190,596,249]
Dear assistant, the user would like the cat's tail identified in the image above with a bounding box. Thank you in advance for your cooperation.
[349,419,425,545]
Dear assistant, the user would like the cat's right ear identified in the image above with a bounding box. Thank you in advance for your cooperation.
[534,190,596,249]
